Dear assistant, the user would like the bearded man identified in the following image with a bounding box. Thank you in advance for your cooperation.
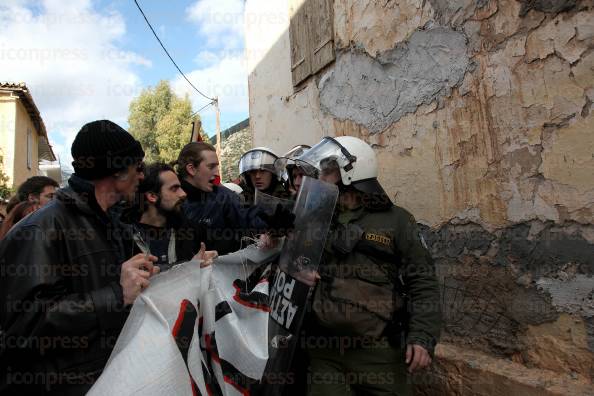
[132,162,216,270]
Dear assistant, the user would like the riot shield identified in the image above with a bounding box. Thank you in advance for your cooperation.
[254,188,295,215]
[261,176,338,394]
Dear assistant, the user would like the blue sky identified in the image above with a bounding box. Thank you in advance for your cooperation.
[0,0,248,169]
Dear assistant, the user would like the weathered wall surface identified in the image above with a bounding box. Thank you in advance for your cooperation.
[0,94,16,186]
[245,0,334,150]
[14,100,39,186]
[246,0,594,393]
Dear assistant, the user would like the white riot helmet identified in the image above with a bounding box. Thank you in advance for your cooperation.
[295,136,392,208]
[238,147,279,178]
[275,145,311,188]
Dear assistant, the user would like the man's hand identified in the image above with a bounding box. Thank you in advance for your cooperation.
[293,269,320,287]
[406,344,432,373]
[257,233,278,250]
[192,242,218,268]
[120,253,158,305]
[258,204,295,237]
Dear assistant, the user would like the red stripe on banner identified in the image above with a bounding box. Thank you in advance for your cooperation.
[204,334,221,364]
[172,299,190,337]
[232,284,271,312]
[257,278,269,285]
[224,375,250,396]
[191,378,198,396]
[205,383,213,396]
[172,300,201,396]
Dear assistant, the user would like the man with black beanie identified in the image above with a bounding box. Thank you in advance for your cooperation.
[0,120,158,395]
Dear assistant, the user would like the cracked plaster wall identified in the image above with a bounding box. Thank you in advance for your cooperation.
[246,0,594,392]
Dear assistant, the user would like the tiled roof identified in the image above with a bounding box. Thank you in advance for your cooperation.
[0,82,56,161]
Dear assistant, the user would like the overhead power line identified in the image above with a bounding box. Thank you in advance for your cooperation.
[133,0,215,102]
[192,100,215,117]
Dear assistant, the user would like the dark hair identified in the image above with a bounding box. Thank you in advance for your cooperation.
[0,201,40,240]
[5,195,20,215]
[17,176,58,200]
[176,142,216,179]
[6,176,59,213]
[138,163,175,195]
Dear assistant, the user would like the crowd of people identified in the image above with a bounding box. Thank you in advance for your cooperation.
[0,119,441,395]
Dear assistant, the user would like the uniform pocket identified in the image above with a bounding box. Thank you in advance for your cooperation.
[313,276,392,338]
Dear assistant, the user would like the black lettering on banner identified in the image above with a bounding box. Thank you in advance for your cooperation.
[269,269,309,334]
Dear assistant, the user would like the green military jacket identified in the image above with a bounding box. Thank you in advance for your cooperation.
[313,204,441,354]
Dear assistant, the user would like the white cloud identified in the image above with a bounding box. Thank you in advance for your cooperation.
[0,0,149,169]
[186,0,245,50]
[180,0,248,134]
[171,51,248,119]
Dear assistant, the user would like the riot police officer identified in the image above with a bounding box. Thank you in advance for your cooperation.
[238,147,290,204]
[277,144,311,197]
[296,136,441,395]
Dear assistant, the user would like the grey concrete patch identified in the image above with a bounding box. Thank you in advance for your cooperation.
[536,274,594,317]
[421,219,593,356]
[318,27,470,133]
[495,222,594,278]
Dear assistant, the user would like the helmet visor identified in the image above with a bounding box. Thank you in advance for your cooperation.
[283,144,311,158]
[294,137,356,178]
[239,149,278,175]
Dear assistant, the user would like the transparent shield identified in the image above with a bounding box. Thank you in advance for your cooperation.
[260,176,338,394]
[254,189,295,215]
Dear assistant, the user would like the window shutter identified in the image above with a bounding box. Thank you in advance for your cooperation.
[309,0,334,75]
[289,0,311,86]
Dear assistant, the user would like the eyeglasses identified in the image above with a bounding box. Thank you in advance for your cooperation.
[136,162,145,173]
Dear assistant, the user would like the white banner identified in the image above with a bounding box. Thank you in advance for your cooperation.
[89,245,281,396]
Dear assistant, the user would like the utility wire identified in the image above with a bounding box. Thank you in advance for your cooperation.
[192,100,215,117]
[133,0,215,102]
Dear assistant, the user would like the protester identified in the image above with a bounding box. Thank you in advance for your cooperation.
[177,142,294,255]
[296,136,442,395]
[5,175,58,214]
[0,201,39,239]
[131,162,217,270]
[0,120,158,394]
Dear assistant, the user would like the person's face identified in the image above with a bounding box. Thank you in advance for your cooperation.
[156,171,187,213]
[291,167,305,193]
[114,162,145,203]
[29,185,56,206]
[188,151,219,192]
[248,169,273,191]
[319,167,341,185]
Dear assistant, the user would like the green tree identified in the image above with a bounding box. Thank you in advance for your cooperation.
[128,80,207,163]
[219,127,252,182]
[0,151,12,200]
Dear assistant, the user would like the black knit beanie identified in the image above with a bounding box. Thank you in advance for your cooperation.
[71,120,145,180]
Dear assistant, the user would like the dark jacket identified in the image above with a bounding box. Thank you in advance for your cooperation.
[0,175,134,395]
[130,218,207,270]
[181,179,267,255]
[312,205,441,354]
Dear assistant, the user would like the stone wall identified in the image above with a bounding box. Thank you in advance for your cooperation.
[246,0,594,393]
